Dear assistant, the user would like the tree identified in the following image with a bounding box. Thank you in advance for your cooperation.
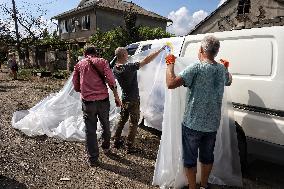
[89,27,129,61]
[0,1,57,60]
[123,2,138,43]
[0,19,15,63]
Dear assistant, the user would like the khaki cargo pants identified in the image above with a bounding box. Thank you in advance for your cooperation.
[114,100,140,148]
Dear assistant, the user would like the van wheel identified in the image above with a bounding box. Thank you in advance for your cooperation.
[235,121,247,173]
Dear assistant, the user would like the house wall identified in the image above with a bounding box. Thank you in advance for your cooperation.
[96,9,168,32]
[58,8,168,41]
[276,0,284,15]
[191,0,284,35]
[96,9,124,32]
[136,16,167,30]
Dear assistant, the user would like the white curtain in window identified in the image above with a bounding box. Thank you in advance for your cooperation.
[60,20,67,33]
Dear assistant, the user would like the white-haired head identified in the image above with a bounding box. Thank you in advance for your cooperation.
[201,35,220,58]
[115,47,128,59]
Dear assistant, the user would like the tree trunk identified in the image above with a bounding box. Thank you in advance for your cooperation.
[11,0,21,59]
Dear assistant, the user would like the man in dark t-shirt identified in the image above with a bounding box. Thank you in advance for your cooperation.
[113,46,165,153]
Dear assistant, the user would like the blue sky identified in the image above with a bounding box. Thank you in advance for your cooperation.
[0,0,226,35]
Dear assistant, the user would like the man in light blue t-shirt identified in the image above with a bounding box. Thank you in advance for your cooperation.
[165,36,232,189]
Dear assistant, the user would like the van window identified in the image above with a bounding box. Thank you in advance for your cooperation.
[182,37,274,76]
[141,44,152,52]
[126,43,139,55]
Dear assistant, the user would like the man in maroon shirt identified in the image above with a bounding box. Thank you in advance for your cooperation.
[72,46,121,167]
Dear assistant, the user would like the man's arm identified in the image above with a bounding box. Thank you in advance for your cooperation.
[139,46,165,68]
[103,60,116,89]
[72,64,81,92]
[111,86,122,107]
[102,60,122,107]
[225,72,233,86]
[166,64,184,89]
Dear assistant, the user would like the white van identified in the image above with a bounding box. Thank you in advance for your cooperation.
[129,26,284,167]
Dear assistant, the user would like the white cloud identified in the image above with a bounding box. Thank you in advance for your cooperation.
[167,7,208,36]
[218,0,227,7]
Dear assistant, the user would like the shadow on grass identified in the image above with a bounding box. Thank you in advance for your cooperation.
[0,85,18,90]
[99,161,154,185]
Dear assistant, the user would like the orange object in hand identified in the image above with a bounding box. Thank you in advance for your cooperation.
[166,54,176,65]
[220,59,229,68]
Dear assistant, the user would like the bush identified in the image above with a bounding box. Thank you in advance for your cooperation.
[18,69,33,80]
[52,70,70,79]
[137,27,174,41]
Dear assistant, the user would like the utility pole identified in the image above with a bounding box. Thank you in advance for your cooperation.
[11,0,21,58]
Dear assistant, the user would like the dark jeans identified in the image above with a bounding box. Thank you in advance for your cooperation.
[114,100,140,148]
[82,98,110,162]
[182,125,217,168]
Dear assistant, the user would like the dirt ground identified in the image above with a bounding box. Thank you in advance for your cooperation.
[0,71,283,189]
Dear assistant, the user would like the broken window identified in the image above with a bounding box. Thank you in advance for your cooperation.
[237,0,251,15]
[82,15,90,30]
[68,18,76,33]
[60,20,68,33]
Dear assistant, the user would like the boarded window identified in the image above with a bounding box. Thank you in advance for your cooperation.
[237,0,251,15]
[82,15,90,30]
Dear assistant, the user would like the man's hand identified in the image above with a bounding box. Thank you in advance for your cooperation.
[166,54,176,65]
[115,97,122,107]
[220,59,229,68]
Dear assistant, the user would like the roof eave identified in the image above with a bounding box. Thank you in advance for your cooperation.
[52,6,94,20]
[95,5,171,22]
[52,1,171,23]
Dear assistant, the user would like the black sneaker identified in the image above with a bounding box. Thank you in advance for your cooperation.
[113,140,124,149]
[127,147,140,154]
[89,160,100,167]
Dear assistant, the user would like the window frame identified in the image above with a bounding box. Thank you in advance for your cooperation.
[237,0,251,15]
[81,15,90,30]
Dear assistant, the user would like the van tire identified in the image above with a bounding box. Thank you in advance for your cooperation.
[235,121,247,173]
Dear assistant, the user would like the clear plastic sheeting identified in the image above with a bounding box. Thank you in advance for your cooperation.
[12,76,86,141]
[12,72,130,141]
[152,57,242,188]
[137,38,185,130]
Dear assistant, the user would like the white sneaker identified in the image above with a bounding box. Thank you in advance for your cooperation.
[200,187,209,189]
